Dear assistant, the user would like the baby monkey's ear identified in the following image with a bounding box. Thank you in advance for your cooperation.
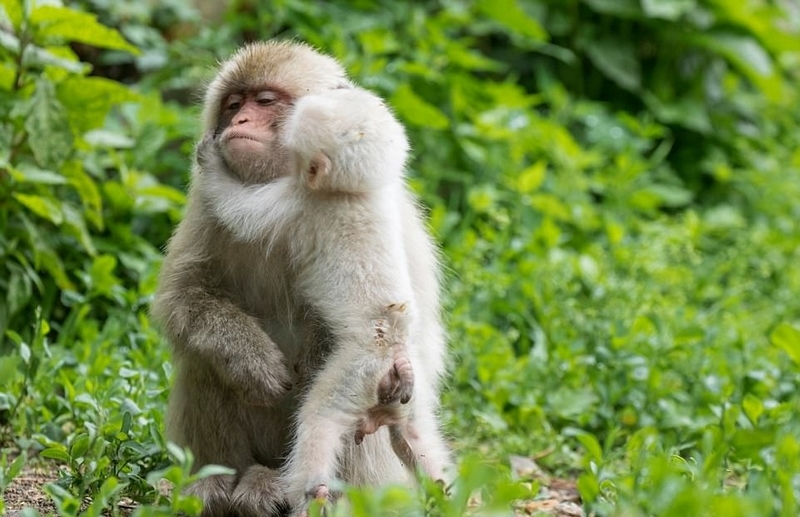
[304,151,332,190]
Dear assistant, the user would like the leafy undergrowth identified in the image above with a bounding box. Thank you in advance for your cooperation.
[2,0,800,516]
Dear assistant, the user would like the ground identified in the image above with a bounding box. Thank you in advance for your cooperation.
[4,455,584,516]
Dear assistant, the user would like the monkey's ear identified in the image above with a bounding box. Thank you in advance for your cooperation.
[195,134,216,169]
[304,152,332,190]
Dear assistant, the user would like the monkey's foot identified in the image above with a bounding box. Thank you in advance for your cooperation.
[184,474,235,517]
[231,465,288,517]
[298,484,341,517]
[377,351,414,405]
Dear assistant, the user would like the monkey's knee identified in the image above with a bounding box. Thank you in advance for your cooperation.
[185,474,235,517]
[230,465,289,517]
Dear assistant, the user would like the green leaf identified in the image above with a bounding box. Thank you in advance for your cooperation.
[88,254,119,297]
[742,393,763,425]
[771,323,800,366]
[641,0,697,20]
[642,92,712,133]
[40,447,70,462]
[477,0,547,42]
[62,204,96,255]
[390,84,449,130]
[194,464,236,479]
[577,472,600,503]
[583,0,641,18]
[584,36,641,91]
[58,76,138,135]
[26,78,72,169]
[19,342,30,364]
[11,163,67,185]
[0,356,21,388]
[69,434,89,459]
[30,5,139,54]
[517,161,546,193]
[691,31,782,100]
[565,427,604,463]
[63,161,103,229]
[8,451,26,479]
[0,0,23,31]
[22,43,89,74]
[13,193,64,225]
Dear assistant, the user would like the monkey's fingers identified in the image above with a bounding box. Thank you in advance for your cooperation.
[393,354,415,404]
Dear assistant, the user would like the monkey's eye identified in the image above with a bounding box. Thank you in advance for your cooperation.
[256,91,278,106]
[224,94,243,111]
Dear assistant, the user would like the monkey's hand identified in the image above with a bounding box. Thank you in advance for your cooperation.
[228,348,294,406]
[354,352,414,444]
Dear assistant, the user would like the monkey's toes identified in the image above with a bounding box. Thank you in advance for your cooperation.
[309,483,330,501]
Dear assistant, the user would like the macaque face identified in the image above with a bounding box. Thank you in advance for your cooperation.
[215,87,293,183]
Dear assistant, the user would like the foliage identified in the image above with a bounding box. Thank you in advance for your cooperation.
[1,0,800,516]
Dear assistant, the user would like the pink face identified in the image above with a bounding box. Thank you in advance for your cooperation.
[215,87,293,182]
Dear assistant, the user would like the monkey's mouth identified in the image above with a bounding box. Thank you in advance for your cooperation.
[225,133,263,143]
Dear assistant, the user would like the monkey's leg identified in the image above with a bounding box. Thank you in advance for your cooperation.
[168,361,288,517]
[354,305,415,445]
[185,474,236,517]
[231,465,289,517]
[395,394,452,483]
[283,407,352,514]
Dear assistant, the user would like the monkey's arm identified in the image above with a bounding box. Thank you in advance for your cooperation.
[284,88,409,194]
[152,211,293,405]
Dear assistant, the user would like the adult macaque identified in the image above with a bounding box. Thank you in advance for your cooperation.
[152,41,450,517]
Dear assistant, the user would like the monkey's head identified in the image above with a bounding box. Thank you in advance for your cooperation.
[201,41,352,183]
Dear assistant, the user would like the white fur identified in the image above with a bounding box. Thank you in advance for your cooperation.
[198,87,451,511]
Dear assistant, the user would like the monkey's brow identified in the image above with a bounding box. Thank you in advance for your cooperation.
[220,77,288,96]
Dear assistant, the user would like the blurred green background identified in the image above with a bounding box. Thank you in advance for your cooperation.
[1,0,800,515]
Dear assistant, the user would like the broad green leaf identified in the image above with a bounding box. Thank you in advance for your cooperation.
[0,62,14,90]
[63,161,103,229]
[530,193,570,220]
[6,269,32,317]
[19,342,30,364]
[693,32,772,76]
[390,84,449,130]
[62,204,96,255]
[26,78,72,169]
[58,76,138,134]
[771,323,800,366]
[642,92,712,133]
[89,254,119,297]
[13,193,64,225]
[11,163,67,185]
[583,0,641,18]
[742,393,763,425]
[577,472,600,503]
[691,31,782,100]
[0,356,21,388]
[477,0,547,42]
[30,5,139,54]
[0,0,22,31]
[584,36,641,91]
[69,434,89,459]
[22,43,89,74]
[641,0,697,20]
[40,447,70,462]
[8,450,26,479]
[565,427,604,463]
[517,161,546,193]
[195,464,236,479]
